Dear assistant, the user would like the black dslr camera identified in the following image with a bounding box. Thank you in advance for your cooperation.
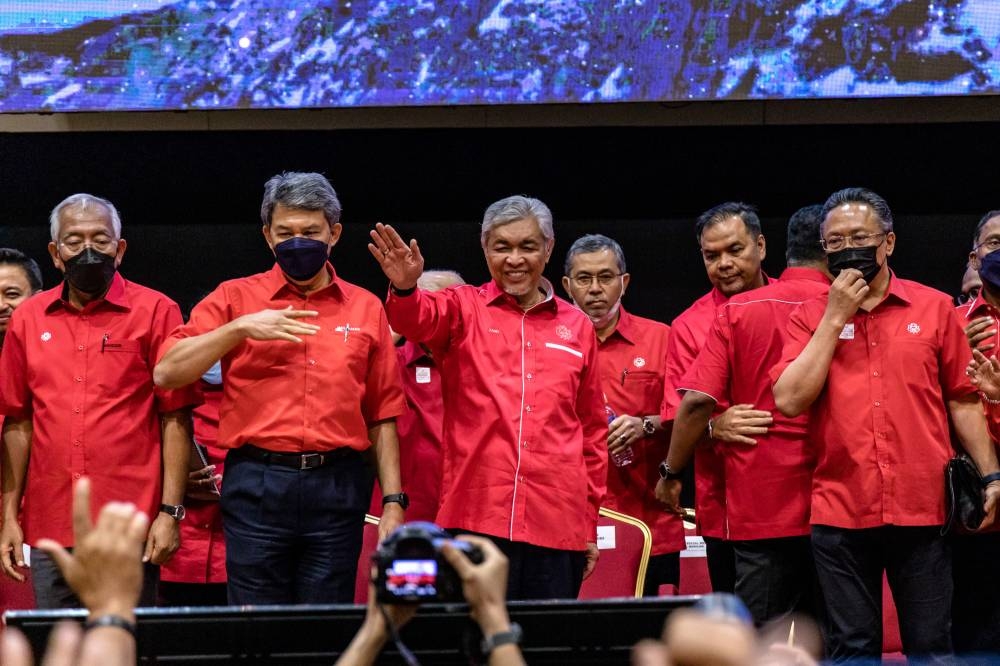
[373,522,483,603]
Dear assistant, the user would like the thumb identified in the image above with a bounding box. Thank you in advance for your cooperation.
[440,542,474,579]
[34,539,75,578]
[142,534,155,563]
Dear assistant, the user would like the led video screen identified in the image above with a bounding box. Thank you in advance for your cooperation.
[0,1,998,112]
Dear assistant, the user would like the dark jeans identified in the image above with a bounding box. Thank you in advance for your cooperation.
[451,530,586,600]
[158,582,229,607]
[951,530,1000,653]
[222,447,371,605]
[812,525,952,662]
[32,548,159,609]
[732,535,818,626]
[643,552,680,597]
[703,536,736,593]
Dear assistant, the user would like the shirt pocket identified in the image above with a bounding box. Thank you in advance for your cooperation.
[96,339,150,392]
[539,341,586,400]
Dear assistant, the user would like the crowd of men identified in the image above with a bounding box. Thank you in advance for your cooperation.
[1,173,999,662]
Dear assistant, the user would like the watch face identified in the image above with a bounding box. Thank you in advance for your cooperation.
[643,418,656,435]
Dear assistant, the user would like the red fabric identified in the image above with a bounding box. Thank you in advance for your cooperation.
[162,264,405,452]
[385,280,607,551]
[772,274,975,528]
[598,308,685,555]
[161,381,227,584]
[662,287,730,539]
[577,510,651,599]
[0,274,200,546]
[680,267,829,540]
[957,293,1000,442]
[369,341,445,522]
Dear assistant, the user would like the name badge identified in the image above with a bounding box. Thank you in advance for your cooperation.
[839,323,855,340]
[415,366,432,384]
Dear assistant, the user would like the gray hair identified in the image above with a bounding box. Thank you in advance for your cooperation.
[480,195,554,247]
[261,172,342,227]
[563,234,627,276]
[821,187,894,233]
[417,269,466,292]
[49,194,122,241]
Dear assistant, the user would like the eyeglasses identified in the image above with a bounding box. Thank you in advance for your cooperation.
[58,237,116,255]
[974,238,1000,254]
[570,273,623,288]
[819,232,886,252]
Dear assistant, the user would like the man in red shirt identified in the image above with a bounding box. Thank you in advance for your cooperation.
[155,172,406,604]
[561,233,684,596]
[369,195,607,600]
[0,193,198,608]
[773,188,1000,660]
[657,205,829,624]
[660,202,771,594]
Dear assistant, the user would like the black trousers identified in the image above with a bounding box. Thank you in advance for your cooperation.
[643,552,681,597]
[32,548,159,609]
[703,536,736,593]
[451,530,585,600]
[732,535,818,626]
[811,525,952,662]
[951,530,1000,653]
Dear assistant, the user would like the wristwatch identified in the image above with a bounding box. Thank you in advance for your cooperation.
[159,503,186,521]
[642,416,656,437]
[481,622,523,656]
[382,492,410,510]
[658,461,683,481]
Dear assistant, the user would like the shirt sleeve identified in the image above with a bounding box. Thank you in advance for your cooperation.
[661,318,698,421]
[150,297,203,413]
[0,308,31,419]
[157,284,233,361]
[938,300,978,401]
[361,305,406,424]
[385,287,460,352]
[576,329,608,538]
[679,309,731,405]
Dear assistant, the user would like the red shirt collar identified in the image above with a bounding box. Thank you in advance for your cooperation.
[964,289,997,319]
[879,270,912,307]
[605,306,637,345]
[266,262,344,301]
[484,278,556,310]
[778,267,830,284]
[46,271,130,314]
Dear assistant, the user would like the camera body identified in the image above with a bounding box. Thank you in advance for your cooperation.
[373,522,483,604]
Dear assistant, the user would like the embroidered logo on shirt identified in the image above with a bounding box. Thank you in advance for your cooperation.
[633,357,646,368]
[839,323,855,340]
[334,323,361,342]
[489,327,500,334]
[415,366,432,384]
[40,331,52,342]
[555,325,573,341]
[907,322,921,335]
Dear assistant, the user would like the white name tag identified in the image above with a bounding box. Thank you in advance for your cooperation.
[596,524,617,550]
[415,366,432,384]
[680,536,706,559]
[839,323,855,340]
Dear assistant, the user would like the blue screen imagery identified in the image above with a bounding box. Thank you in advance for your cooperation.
[0,0,998,112]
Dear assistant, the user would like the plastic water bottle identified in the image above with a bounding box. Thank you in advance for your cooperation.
[606,404,634,467]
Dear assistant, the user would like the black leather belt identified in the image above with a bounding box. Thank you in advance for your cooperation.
[239,443,354,470]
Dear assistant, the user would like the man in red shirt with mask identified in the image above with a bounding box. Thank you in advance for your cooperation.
[0,193,198,608]
[773,187,1000,660]
[369,196,607,600]
[155,172,406,605]
[561,233,684,596]
[660,202,772,594]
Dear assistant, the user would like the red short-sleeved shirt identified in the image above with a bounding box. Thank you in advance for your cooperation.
[386,280,607,551]
[162,264,405,452]
[772,274,976,528]
[0,274,201,546]
[680,268,829,540]
[599,308,685,555]
[957,293,1000,441]
[161,381,227,584]
[662,288,730,539]
[369,341,445,523]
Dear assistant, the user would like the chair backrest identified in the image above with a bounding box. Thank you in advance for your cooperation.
[353,514,381,604]
[577,507,652,599]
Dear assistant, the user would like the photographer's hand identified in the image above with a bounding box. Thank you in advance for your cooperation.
[334,568,417,666]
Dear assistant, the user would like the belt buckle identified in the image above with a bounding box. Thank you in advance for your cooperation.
[300,453,325,470]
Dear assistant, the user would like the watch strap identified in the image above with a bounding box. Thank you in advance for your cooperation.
[84,614,136,639]
[390,283,417,297]
[382,492,409,510]
[983,472,1000,486]
[481,622,522,656]
[159,503,185,520]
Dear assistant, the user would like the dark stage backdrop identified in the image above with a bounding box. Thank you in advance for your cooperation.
[0,122,995,323]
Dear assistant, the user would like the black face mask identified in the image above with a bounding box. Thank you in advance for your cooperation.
[274,237,330,281]
[827,245,883,283]
[63,247,117,295]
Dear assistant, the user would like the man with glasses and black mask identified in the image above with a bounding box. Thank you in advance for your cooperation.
[155,172,406,605]
[562,234,684,596]
[0,194,200,608]
[773,188,1000,660]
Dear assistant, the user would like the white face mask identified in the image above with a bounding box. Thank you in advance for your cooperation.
[575,276,624,329]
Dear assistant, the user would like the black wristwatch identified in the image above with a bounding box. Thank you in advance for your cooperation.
[382,492,410,510]
[159,503,186,521]
[658,461,683,481]
[642,416,656,437]
[481,622,523,656]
